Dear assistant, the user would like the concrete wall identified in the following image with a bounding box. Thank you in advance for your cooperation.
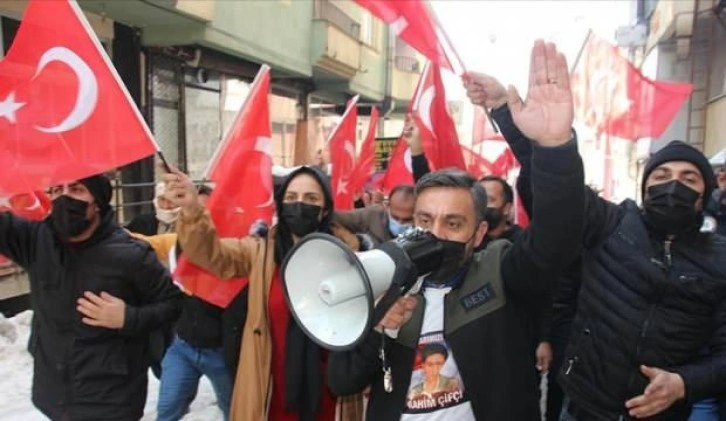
[144,0,314,77]
[705,97,726,160]
[649,45,691,151]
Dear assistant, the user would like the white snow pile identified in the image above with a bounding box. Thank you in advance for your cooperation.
[0,311,222,420]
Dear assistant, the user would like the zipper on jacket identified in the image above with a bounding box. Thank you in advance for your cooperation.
[663,237,673,268]
[625,238,672,398]
[564,357,578,375]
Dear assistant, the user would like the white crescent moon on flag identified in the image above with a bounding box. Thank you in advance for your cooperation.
[33,47,98,134]
[0,196,11,209]
[403,147,413,174]
[254,136,274,209]
[20,194,42,211]
[417,86,435,135]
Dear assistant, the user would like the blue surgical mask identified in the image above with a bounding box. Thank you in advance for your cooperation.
[388,214,412,237]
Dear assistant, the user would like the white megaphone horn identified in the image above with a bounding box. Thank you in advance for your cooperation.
[281,228,443,351]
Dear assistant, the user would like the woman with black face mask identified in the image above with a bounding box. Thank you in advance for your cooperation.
[164,165,364,421]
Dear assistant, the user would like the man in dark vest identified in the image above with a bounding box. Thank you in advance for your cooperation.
[327,40,585,421]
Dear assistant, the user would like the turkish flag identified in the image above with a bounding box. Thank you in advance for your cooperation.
[379,62,465,192]
[174,66,273,308]
[472,106,504,146]
[377,135,414,193]
[490,147,516,177]
[329,96,359,210]
[460,145,494,179]
[572,35,692,140]
[413,62,465,171]
[0,191,51,221]
[0,0,157,195]
[348,106,379,199]
[0,190,51,268]
[354,0,458,72]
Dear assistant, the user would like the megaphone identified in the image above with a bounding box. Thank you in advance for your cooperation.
[281,228,443,351]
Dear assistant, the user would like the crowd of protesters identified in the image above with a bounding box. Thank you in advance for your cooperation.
[1,39,725,421]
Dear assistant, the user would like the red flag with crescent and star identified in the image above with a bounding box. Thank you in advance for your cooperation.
[348,106,379,199]
[329,96,359,210]
[379,61,465,192]
[354,0,458,72]
[0,0,158,195]
[173,65,273,308]
[0,190,50,267]
[0,191,51,221]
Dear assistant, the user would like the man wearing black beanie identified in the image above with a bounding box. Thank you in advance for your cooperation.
[556,140,726,420]
[0,173,183,420]
[466,69,726,420]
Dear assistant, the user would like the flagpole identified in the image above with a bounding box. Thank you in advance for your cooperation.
[570,29,593,74]
[202,64,271,181]
[425,0,498,133]
[423,0,465,74]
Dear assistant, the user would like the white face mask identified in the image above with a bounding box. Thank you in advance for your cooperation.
[154,198,180,225]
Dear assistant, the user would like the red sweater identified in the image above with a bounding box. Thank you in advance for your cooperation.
[268,270,337,421]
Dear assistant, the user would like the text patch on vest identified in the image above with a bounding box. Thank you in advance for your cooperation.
[460,283,496,312]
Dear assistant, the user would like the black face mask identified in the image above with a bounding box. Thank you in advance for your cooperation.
[485,206,505,228]
[51,195,92,240]
[426,234,474,284]
[280,202,322,238]
[643,180,701,237]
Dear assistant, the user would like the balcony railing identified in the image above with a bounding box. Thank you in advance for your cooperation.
[313,0,361,40]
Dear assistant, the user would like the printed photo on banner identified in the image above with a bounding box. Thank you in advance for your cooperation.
[405,331,468,414]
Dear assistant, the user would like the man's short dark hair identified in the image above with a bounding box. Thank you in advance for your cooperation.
[420,342,449,361]
[389,184,415,201]
[479,175,514,205]
[415,170,487,223]
[197,185,213,196]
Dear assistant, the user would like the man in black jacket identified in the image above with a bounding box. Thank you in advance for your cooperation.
[467,75,726,419]
[328,40,584,421]
[0,174,183,421]
[466,72,578,420]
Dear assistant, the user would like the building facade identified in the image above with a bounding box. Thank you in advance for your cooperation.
[0,0,421,307]
[639,0,725,161]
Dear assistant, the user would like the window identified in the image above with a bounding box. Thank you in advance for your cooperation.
[360,11,378,47]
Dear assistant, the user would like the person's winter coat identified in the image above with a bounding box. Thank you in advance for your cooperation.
[0,210,183,420]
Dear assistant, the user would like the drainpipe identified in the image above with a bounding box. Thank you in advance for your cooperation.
[381,28,395,136]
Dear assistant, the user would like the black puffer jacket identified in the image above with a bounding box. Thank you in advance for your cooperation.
[559,195,726,420]
[0,210,183,421]
[492,104,580,349]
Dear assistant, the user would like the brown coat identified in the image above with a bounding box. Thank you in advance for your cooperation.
[333,205,392,246]
[176,204,363,421]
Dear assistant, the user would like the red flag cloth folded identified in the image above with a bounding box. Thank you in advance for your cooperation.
[0,0,157,194]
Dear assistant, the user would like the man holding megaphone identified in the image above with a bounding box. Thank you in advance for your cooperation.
[324,40,585,421]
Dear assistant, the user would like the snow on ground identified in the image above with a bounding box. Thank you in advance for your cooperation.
[1,311,548,421]
[0,311,223,421]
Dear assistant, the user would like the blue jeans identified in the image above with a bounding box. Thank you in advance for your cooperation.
[157,336,233,421]
[689,398,720,421]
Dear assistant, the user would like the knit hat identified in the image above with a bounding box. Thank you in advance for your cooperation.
[641,141,716,200]
[79,174,112,215]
